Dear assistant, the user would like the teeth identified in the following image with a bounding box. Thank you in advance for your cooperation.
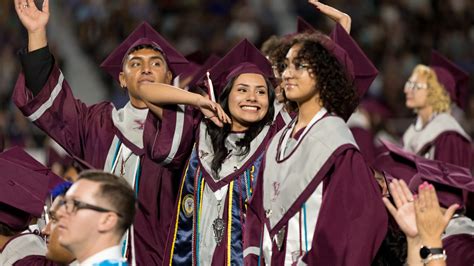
[241,106,258,111]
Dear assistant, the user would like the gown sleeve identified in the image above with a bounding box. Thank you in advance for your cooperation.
[13,55,113,162]
[303,149,388,265]
[145,104,200,170]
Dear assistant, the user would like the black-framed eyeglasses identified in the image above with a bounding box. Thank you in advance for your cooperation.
[58,198,123,217]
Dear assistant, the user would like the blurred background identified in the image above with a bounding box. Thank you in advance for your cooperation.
[1,0,473,165]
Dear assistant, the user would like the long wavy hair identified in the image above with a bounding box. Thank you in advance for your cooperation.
[205,75,275,177]
[285,33,359,121]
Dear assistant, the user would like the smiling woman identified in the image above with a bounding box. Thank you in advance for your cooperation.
[137,39,292,265]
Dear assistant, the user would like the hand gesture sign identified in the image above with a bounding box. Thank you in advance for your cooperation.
[14,0,50,33]
[196,96,231,128]
[308,0,352,33]
[382,179,418,238]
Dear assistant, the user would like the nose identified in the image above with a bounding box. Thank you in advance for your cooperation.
[41,221,52,236]
[247,91,257,102]
[282,66,293,80]
[141,63,152,75]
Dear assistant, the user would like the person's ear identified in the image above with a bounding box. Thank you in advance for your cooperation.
[119,72,127,89]
[165,70,172,85]
[98,213,119,233]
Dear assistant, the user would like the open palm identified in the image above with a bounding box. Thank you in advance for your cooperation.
[382,179,418,238]
[14,0,50,33]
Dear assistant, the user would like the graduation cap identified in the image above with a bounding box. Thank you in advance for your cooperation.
[0,158,51,231]
[430,51,470,110]
[297,16,316,34]
[188,54,220,90]
[329,23,378,99]
[197,39,273,100]
[294,17,378,99]
[100,22,189,83]
[0,147,63,190]
[372,140,474,208]
[371,140,418,185]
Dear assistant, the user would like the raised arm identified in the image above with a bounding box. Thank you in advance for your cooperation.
[139,83,231,126]
[14,0,50,51]
[308,0,351,33]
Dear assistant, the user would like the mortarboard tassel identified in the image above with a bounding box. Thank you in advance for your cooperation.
[206,71,216,102]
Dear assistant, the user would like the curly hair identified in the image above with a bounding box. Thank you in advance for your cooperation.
[411,65,451,113]
[285,33,359,121]
[205,76,275,178]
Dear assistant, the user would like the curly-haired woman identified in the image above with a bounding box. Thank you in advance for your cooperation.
[243,25,388,265]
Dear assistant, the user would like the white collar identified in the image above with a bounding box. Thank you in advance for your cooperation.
[111,102,149,149]
[78,245,123,265]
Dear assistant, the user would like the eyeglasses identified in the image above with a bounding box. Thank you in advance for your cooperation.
[278,61,311,76]
[404,80,428,91]
[58,198,123,217]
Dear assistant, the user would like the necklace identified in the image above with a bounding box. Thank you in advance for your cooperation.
[120,152,133,178]
[212,199,225,245]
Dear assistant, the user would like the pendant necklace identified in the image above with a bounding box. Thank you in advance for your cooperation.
[211,186,228,246]
[212,199,225,245]
[119,146,133,178]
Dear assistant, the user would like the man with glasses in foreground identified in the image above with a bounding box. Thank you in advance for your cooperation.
[56,171,136,265]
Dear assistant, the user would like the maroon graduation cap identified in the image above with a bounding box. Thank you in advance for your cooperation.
[297,16,316,34]
[430,51,470,110]
[0,158,51,231]
[188,54,221,90]
[100,22,189,82]
[197,39,273,99]
[372,140,474,208]
[329,23,378,99]
[295,17,378,99]
[371,140,418,185]
[0,147,63,190]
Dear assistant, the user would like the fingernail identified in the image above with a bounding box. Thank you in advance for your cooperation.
[429,184,434,190]
[419,184,425,189]
[413,195,417,199]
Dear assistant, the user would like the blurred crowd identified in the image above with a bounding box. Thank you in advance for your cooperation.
[1,0,473,155]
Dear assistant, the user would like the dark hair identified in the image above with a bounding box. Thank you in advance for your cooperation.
[0,222,18,236]
[287,33,359,121]
[205,75,275,177]
[371,217,407,266]
[260,35,283,58]
[78,171,136,235]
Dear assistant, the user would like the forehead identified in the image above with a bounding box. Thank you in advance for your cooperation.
[409,71,428,83]
[65,179,99,201]
[125,48,166,61]
[285,44,302,60]
[233,73,267,88]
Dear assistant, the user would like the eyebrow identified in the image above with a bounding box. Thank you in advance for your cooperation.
[129,55,165,62]
[236,83,267,89]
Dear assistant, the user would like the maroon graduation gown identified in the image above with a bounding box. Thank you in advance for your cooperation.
[13,65,184,265]
[244,115,388,265]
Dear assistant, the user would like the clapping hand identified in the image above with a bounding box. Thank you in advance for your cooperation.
[415,183,458,245]
[382,179,418,238]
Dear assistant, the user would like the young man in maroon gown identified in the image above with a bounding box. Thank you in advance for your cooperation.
[13,1,191,264]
